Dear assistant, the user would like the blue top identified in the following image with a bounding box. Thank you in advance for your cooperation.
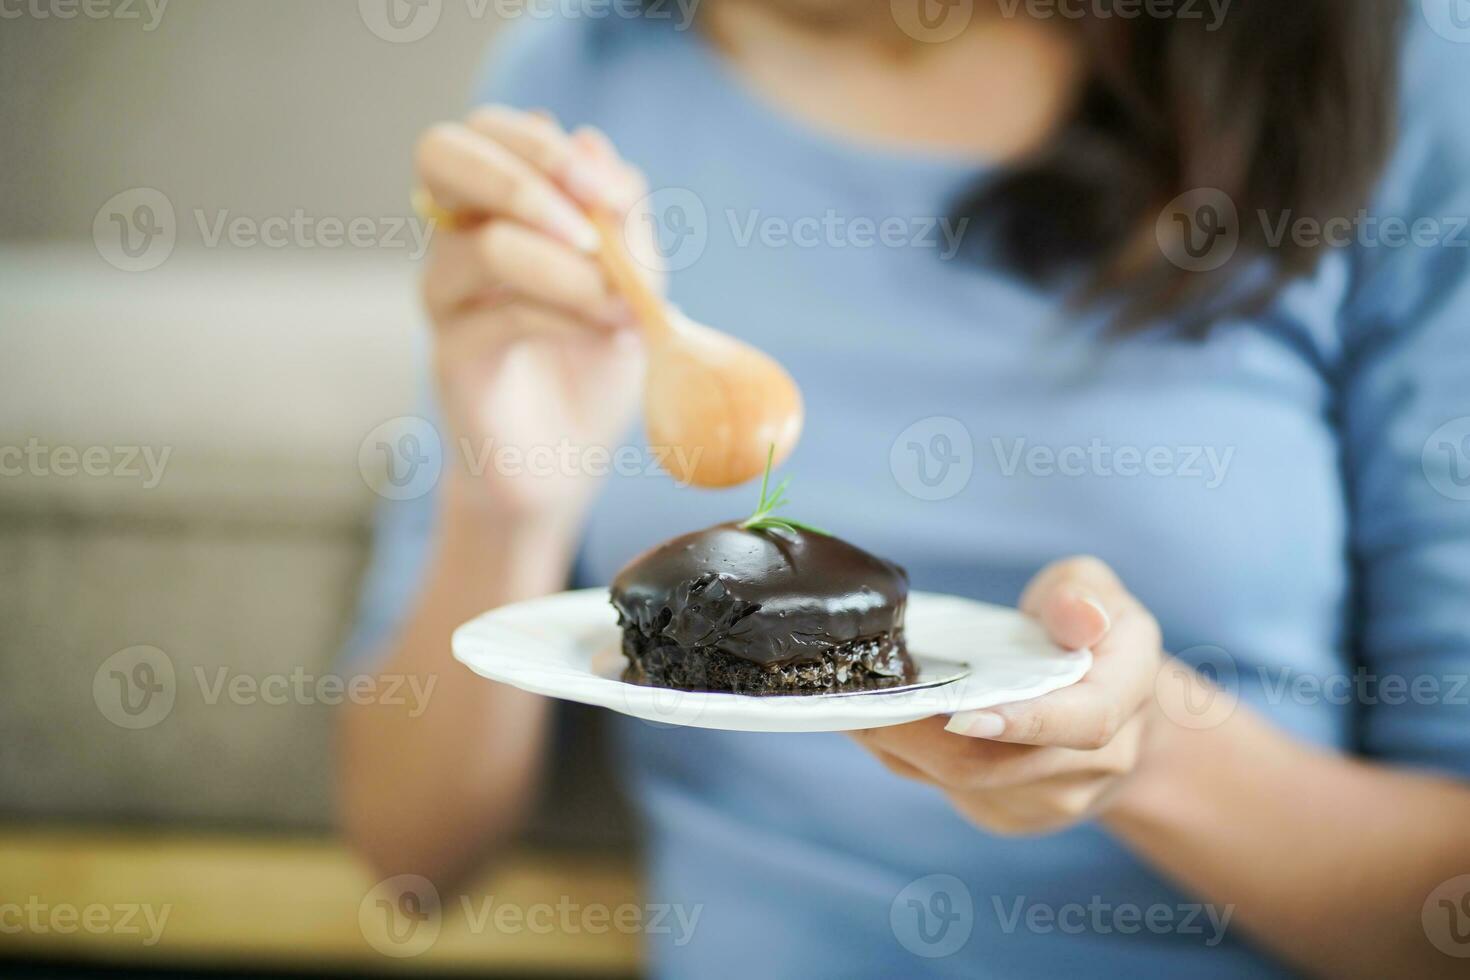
[348,9,1470,977]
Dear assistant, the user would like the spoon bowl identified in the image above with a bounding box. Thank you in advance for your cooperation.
[591,209,805,488]
[642,311,803,487]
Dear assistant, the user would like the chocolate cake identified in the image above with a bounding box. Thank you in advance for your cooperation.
[609,522,913,695]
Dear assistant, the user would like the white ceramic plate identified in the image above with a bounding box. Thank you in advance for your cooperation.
[452,589,1091,733]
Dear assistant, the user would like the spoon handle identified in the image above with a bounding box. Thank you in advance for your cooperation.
[589,209,672,343]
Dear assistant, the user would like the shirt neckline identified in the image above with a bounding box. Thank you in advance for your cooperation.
[664,19,995,203]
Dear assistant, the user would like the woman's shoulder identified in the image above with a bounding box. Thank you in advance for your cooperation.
[1331,14,1470,350]
[1383,12,1470,208]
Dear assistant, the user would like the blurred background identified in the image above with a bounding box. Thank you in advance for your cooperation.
[1,2,636,976]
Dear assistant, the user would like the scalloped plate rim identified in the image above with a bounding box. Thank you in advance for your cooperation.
[452,588,1091,733]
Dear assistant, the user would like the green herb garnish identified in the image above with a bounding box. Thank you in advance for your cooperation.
[739,446,830,538]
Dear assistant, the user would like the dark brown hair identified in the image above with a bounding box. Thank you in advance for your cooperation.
[642,0,1404,328]
[959,1,1405,328]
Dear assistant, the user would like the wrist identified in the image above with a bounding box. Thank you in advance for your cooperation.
[1102,661,1232,832]
[432,475,585,603]
[441,467,585,552]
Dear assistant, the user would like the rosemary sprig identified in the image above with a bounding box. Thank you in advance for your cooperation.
[738,446,830,538]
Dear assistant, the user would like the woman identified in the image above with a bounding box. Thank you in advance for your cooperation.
[338,2,1470,976]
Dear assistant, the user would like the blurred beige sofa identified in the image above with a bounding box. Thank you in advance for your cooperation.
[0,243,636,975]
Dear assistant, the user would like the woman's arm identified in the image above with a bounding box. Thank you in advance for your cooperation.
[1109,667,1470,979]
[336,479,574,889]
[336,106,649,890]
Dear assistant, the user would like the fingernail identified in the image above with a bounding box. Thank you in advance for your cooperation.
[945,710,1006,739]
[1081,595,1112,633]
[540,192,600,253]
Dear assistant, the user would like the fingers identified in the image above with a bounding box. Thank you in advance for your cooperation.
[946,603,1161,749]
[852,718,1008,787]
[464,105,576,182]
[1019,555,1119,650]
[465,107,644,215]
[424,224,630,329]
[418,106,656,340]
[475,222,622,323]
[853,713,1141,792]
[434,299,630,368]
[858,724,997,790]
[945,556,1160,749]
[415,120,599,252]
[866,745,933,785]
[568,125,648,214]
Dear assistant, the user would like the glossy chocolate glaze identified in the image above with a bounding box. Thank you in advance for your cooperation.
[610,522,908,667]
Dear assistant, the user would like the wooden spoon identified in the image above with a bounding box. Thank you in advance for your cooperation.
[589,210,803,489]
